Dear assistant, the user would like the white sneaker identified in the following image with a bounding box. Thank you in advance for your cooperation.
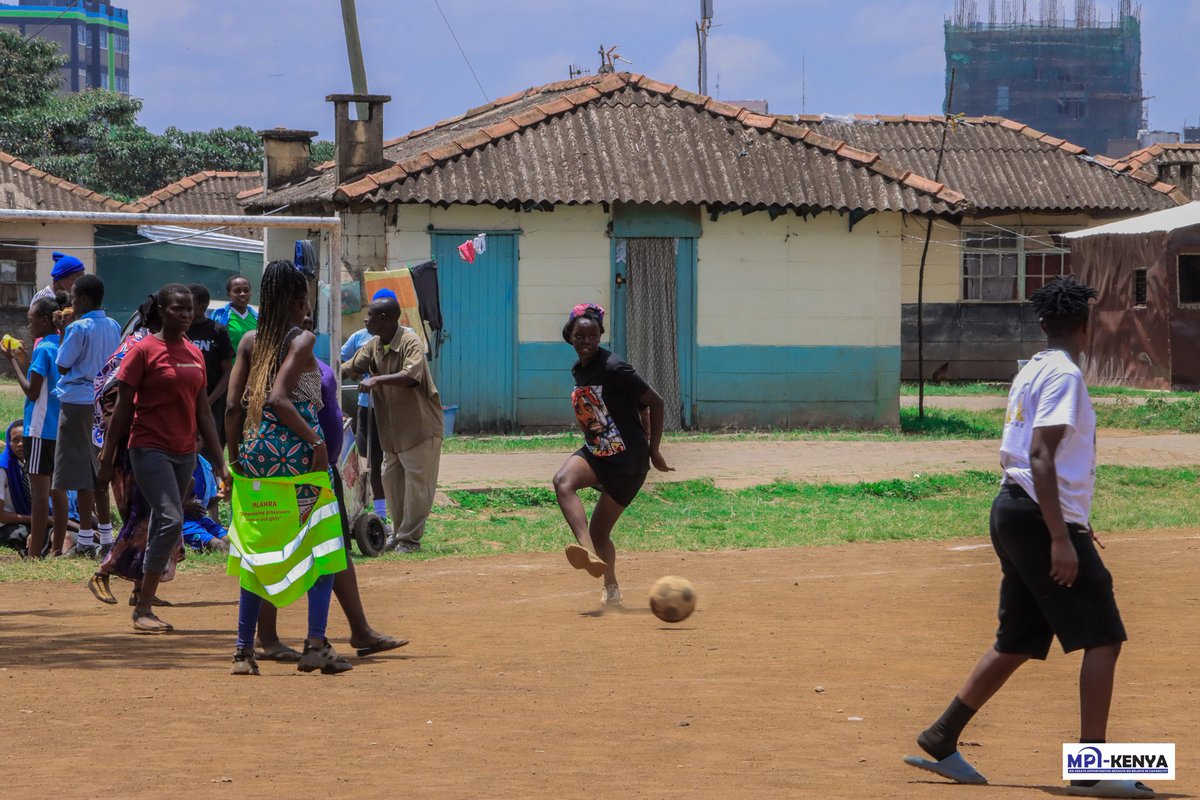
[601,584,622,606]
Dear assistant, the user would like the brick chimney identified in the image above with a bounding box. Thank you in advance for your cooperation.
[258,128,318,190]
[326,93,391,184]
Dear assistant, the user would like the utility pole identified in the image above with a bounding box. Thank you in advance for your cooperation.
[340,0,369,119]
[696,0,713,95]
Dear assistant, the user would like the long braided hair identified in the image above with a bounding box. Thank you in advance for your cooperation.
[242,260,309,436]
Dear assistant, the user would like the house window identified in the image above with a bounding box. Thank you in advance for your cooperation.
[996,85,1009,114]
[1133,269,1147,307]
[0,244,38,308]
[961,229,1073,301]
[115,74,128,94]
[76,25,87,46]
[1179,254,1200,305]
[77,68,87,89]
[99,31,107,50]
[113,33,128,54]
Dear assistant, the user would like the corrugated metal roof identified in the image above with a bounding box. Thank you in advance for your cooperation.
[1064,202,1200,237]
[1112,143,1200,171]
[796,115,1184,214]
[247,74,963,216]
[134,171,263,239]
[1,150,126,213]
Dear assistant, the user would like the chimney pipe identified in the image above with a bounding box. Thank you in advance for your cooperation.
[258,127,318,191]
[326,93,392,185]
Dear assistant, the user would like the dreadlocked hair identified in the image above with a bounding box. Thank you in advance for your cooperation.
[242,260,308,436]
[1030,276,1098,336]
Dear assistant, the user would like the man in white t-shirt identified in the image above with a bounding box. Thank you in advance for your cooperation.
[904,278,1151,799]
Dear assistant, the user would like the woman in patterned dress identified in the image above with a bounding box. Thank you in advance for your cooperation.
[224,260,349,676]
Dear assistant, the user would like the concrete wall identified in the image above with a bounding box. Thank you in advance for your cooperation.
[695,210,902,427]
[373,204,905,429]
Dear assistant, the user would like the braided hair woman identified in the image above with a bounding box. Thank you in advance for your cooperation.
[224,261,349,676]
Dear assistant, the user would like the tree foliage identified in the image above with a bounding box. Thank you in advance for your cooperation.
[0,30,67,113]
[0,35,332,201]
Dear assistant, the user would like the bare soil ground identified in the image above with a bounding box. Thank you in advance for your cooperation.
[2,530,1196,799]
[440,433,1200,490]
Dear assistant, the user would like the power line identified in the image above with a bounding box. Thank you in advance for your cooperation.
[432,0,488,103]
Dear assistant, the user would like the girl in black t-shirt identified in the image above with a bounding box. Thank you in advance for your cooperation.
[552,304,673,607]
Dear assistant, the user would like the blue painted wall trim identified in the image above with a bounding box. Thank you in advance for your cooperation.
[517,342,900,429]
[611,203,702,238]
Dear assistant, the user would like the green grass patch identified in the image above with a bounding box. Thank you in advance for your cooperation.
[12,466,1190,583]
[1,379,23,427]
[901,380,1196,400]
[1094,397,1200,433]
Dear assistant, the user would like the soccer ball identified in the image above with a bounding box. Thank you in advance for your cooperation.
[649,576,697,623]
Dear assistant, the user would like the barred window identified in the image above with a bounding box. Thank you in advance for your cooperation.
[0,243,37,308]
[961,228,1072,301]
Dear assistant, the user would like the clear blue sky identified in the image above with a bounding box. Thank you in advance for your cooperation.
[122,0,1199,142]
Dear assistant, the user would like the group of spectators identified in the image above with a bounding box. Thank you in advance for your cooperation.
[0,252,443,674]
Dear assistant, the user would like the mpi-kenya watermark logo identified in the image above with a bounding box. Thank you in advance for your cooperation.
[1062,744,1175,780]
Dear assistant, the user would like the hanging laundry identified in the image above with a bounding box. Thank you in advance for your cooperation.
[457,239,476,263]
[472,233,487,255]
[409,260,444,359]
[363,268,430,354]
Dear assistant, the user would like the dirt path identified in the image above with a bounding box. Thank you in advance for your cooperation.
[441,433,1200,490]
[1,530,1195,799]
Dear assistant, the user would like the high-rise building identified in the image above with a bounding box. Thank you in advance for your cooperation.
[0,1,130,95]
[944,0,1142,156]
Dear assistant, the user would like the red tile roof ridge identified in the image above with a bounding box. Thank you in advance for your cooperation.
[237,186,265,200]
[1,147,127,210]
[137,169,263,208]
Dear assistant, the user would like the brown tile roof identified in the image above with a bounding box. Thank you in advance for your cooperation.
[790,115,1187,213]
[134,170,263,239]
[247,73,964,215]
[1,149,127,212]
[1109,143,1200,171]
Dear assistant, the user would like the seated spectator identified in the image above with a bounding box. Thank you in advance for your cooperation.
[183,452,228,553]
[1,420,44,556]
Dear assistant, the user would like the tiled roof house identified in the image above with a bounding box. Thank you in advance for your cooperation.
[244,73,967,431]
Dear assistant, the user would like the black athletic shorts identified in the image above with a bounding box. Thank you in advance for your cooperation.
[989,483,1127,659]
[575,447,648,508]
[27,436,56,476]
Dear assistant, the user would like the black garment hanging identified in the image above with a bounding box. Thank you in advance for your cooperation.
[409,259,444,357]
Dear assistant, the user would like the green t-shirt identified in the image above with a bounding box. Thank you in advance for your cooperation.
[226,308,257,356]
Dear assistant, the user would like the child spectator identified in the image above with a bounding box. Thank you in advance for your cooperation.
[207,275,257,356]
[182,452,228,553]
[3,293,70,557]
[53,274,121,557]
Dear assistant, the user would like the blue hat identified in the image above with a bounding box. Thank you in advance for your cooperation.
[371,288,397,302]
[50,252,85,280]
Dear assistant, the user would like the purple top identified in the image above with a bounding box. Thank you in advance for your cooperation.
[316,359,344,462]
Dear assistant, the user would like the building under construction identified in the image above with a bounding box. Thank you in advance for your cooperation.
[945,0,1143,156]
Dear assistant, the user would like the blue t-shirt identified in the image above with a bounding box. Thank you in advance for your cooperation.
[55,310,121,405]
[340,327,376,408]
[24,333,62,440]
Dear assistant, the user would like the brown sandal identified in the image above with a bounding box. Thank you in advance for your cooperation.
[131,609,173,634]
[88,573,117,605]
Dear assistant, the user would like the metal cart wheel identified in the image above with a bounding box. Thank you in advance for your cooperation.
[352,512,388,557]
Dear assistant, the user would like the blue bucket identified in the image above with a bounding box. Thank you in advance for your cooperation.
[442,405,459,438]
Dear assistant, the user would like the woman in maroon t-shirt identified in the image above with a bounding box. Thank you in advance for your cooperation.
[99,284,226,634]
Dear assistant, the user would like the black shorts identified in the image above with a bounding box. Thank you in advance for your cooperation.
[989,483,1127,659]
[27,436,56,476]
[575,448,648,508]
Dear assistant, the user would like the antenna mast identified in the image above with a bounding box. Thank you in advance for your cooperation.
[696,0,713,95]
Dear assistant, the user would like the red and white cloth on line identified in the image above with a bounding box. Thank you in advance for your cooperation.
[457,240,476,263]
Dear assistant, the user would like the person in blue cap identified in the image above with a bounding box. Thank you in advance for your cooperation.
[30,253,86,309]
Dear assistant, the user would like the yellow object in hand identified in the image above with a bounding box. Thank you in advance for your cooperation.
[1,334,24,355]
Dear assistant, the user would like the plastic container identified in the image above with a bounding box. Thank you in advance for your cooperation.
[442,405,459,438]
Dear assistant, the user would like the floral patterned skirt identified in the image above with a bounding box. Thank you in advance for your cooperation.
[238,401,322,512]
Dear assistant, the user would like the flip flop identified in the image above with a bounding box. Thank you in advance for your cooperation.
[254,641,303,663]
[903,752,988,785]
[565,544,608,578]
[353,634,409,658]
[1067,780,1154,798]
[131,610,173,635]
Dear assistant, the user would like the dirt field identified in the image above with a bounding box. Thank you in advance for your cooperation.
[2,530,1196,799]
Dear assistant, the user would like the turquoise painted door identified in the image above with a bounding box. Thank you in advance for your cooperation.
[430,233,518,432]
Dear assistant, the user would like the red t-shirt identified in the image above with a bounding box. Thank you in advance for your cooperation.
[116,334,207,454]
